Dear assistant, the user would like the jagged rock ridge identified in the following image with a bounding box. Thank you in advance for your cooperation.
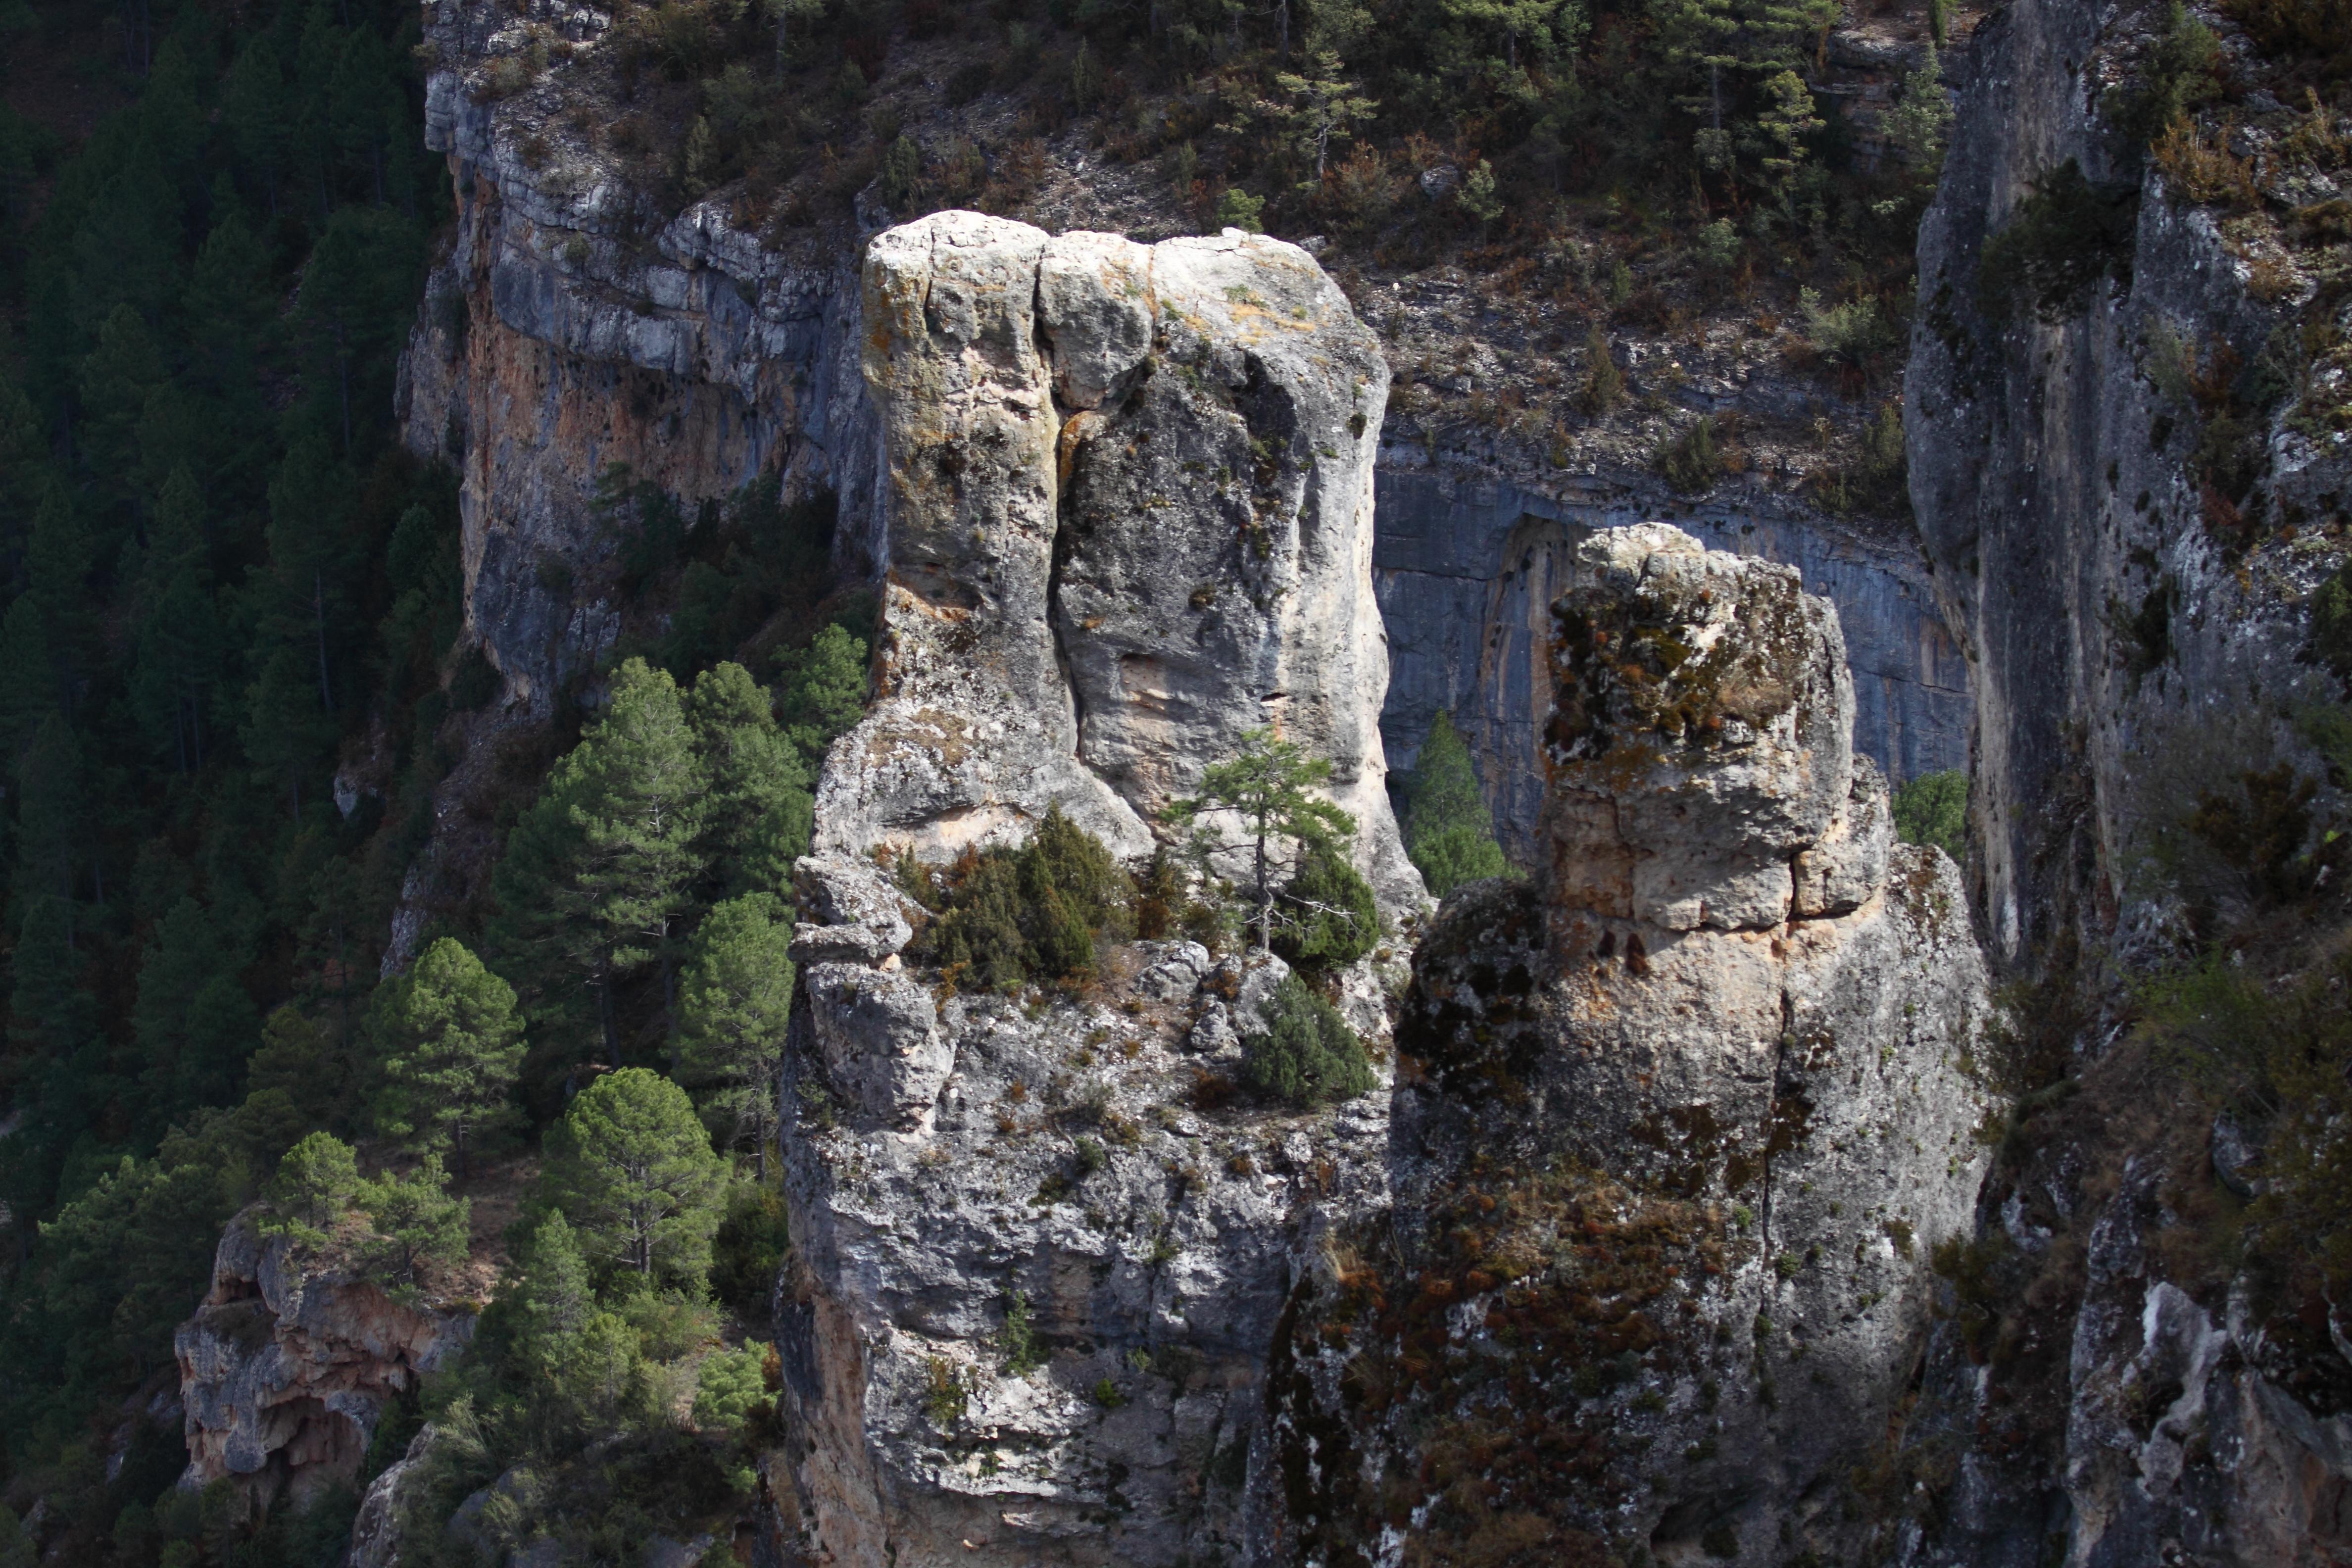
[780,225,1996,1558]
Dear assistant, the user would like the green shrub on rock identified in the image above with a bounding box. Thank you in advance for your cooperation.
[2310,560,2352,681]
[912,805,1132,990]
[1892,769,1968,863]
[1243,976,1376,1107]
[1400,712,1512,898]
[1274,845,1380,970]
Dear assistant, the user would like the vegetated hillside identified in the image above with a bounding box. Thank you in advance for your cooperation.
[0,0,857,1560]
[454,0,1968,521]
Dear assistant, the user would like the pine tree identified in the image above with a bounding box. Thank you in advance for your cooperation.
[1450,0,1586,66]
[542,1067,727,1288]
[15,715,83,908]
[774,623,868,765]
[260,1130,360,1242]
[246,1005,346,1125]
[26,487,94,697]
[76,305,165,491]
[264,432,357,715]
[293,207,422,452]
[1263,50,1377,182]
[64,151,180,335]
[222,32,293,215]
[10,893,96,1059]
[356,1154,471,1284]
[129,467,221,771]
[242,644,337,817]
[0,595,54,761]
[688,660,811,897]
[372,937,525,1178]
[132,896,260,1127]
[496,1211,596,1382]
[1276,844,1380,969]
[1241,975,1375,1106]
[1164,728,1358,954]
[1401,712,1512,897]
[490,659,708,1065]
[676,893,794,1173]
[181,208,276,485]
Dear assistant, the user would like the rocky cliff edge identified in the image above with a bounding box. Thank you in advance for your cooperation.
[175,1215,476,1518]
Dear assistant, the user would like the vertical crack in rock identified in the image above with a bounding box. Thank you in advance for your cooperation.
[777,213,1420,1568]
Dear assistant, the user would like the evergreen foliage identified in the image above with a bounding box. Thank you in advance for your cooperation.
[1978,159,2141,324]
[676,893,795,1169]
[1275,846,1381,970]
[1242,976,1377,1107]
[1891,769,1968,864]
[542,1069,729,1290]
[371,938,524,1176]
[709,1179,790,1318]
[489,657,820,1071]
[908,805,1132,990]
[692,1343,770,1433]
[259,1131,361,1243]
[773,621,868,765]
[354,1155,470,1285]
[0,0,877,1551]
[1400,712,1512,897]
[1165,728,1358,955]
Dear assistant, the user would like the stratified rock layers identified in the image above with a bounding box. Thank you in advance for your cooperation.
[1271,524,1993,1568]
[775,214,1417,1568]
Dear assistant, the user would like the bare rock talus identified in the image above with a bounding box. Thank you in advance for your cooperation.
[1272,524,1994,1568]
[818,212,1415,908]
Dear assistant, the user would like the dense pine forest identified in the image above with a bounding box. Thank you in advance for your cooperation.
[0,0,881,1554]
[0,0,450,1474]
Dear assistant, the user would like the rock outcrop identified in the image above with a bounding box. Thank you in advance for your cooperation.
[402,50,877,720]
[773,212,1418,1567]
[820,211,1413,906]
[1270,523,1994,1567]
[175,1216,474,1515]
[1894,3,2352,1561]
[1372,468,1970,862]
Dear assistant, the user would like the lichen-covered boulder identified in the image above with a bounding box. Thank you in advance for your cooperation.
[1543,521,1853,934]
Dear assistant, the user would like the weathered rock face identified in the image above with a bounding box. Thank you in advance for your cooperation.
[1270,525,1993,1568]
[1898,3,2352,1562]
[1372,469,1970,861]
[1906,0,2350,971]
[773,212,1418,1567]
[822,212,1414,907]
[402,36,879,719]
[175,1217,474,1515]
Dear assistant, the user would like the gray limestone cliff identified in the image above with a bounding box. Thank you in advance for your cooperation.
[770,212,1419,1568]
[1898,0,2352,1563]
